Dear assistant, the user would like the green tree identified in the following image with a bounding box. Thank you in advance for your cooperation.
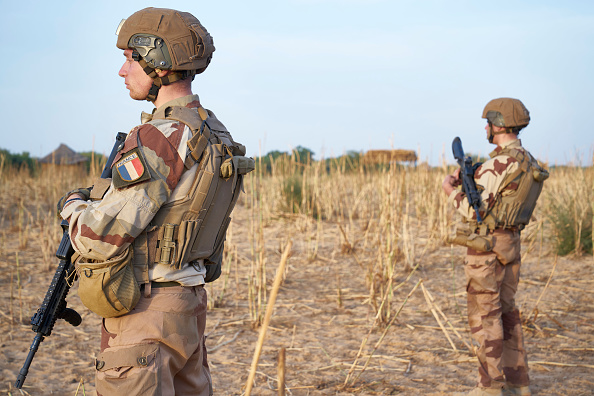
[0,148,37,174]
[292,146,314,163]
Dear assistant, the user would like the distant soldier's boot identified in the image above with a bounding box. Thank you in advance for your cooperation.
[503,385,531,396]
[453,387,504,396]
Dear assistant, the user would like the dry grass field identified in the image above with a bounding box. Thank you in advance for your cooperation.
[0,155,593,395]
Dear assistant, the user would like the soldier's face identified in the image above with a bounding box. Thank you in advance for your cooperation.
[119,49,153,101]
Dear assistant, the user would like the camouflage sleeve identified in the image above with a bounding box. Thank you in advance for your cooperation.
[62,122,188,261]
[448,154,520,221]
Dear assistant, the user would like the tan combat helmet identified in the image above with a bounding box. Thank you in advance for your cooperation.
[116,7,215,102]
[482,98,530,142]
[482,98,530,128]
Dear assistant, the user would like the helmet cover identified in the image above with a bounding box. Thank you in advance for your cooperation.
[482,98,530,128]
[116,7,215,74]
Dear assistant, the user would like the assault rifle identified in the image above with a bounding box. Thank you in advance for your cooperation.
[15,132,127,389]
[451,137,483,223]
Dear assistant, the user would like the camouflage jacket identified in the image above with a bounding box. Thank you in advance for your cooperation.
[448,139,528,223]
[61,94,219,285]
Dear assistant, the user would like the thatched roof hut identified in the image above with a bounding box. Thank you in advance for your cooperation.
[40,144,88,165]
[362,149,417,165]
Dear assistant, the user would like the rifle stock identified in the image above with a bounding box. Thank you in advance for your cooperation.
[15,132,127,389]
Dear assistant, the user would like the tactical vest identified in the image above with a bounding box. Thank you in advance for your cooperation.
[131,105,255,283]
[473,145,548,235]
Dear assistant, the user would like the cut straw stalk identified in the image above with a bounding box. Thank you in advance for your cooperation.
[422,284,473,354]
[531,361,594,369]
[421,282,457,352]
[74,378,86,396]
[530,254,558,322]
[278,347,286,396]
[245,240,293,396]
[343,279,422,388]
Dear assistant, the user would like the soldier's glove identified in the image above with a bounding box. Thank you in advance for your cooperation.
[56,187,93,219]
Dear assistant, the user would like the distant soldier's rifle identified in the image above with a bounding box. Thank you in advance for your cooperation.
[451,136,483,223]
[15,132,127,389]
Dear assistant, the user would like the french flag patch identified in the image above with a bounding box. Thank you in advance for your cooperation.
[116,152,145,181]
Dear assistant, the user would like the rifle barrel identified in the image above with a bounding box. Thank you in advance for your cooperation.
[15,334,43,389]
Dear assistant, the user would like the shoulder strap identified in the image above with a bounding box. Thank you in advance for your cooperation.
[183,107,212,169]
[153,106,206,131]
[151,105,213,170]
[495,147,530,195]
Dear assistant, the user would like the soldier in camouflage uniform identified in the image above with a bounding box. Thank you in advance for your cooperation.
[442,98,547,396]
[59,8,235,396]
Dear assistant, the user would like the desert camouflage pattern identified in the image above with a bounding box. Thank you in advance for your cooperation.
[96,285,211,396]
[60,96,216,394]
[448,139,527,222]
[449,139,532,390]
[61,95,213,286]
[465,231,530,389]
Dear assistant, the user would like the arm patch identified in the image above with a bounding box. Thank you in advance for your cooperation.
[112,147,151,189]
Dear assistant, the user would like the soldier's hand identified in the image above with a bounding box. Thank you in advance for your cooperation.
[442,171,461,195]
[56,187,93,218]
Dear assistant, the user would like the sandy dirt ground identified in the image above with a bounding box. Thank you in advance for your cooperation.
[1,201,593,396]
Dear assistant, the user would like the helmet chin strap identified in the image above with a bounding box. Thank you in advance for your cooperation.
[487,123,510,143]
[135,52,195,102]
[136,56,162,102]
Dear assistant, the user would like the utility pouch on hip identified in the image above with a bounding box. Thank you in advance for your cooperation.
[448,228,493,252]
[76,248,140,318]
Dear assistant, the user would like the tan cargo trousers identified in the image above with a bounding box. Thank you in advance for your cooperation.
[464,230,530,389]
[95,285,212,396]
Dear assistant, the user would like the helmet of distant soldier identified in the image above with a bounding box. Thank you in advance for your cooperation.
[116,7,215,75]
[482,98,530,128]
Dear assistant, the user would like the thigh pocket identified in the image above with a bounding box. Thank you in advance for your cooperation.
[465,255,503,295]
[492,233,520,265]
[96,343,159,396]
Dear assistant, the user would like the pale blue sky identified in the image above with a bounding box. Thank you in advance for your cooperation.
[1,0,592,165]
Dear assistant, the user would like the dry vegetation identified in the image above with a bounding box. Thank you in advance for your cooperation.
[361,150,418,165]
[0,154,593,395]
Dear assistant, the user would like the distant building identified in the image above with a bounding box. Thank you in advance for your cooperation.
[39,144,88,172]
[362,149,417,165]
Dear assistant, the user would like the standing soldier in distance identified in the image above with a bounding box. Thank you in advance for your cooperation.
[59,7,252,395]
[442,98,548,396]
